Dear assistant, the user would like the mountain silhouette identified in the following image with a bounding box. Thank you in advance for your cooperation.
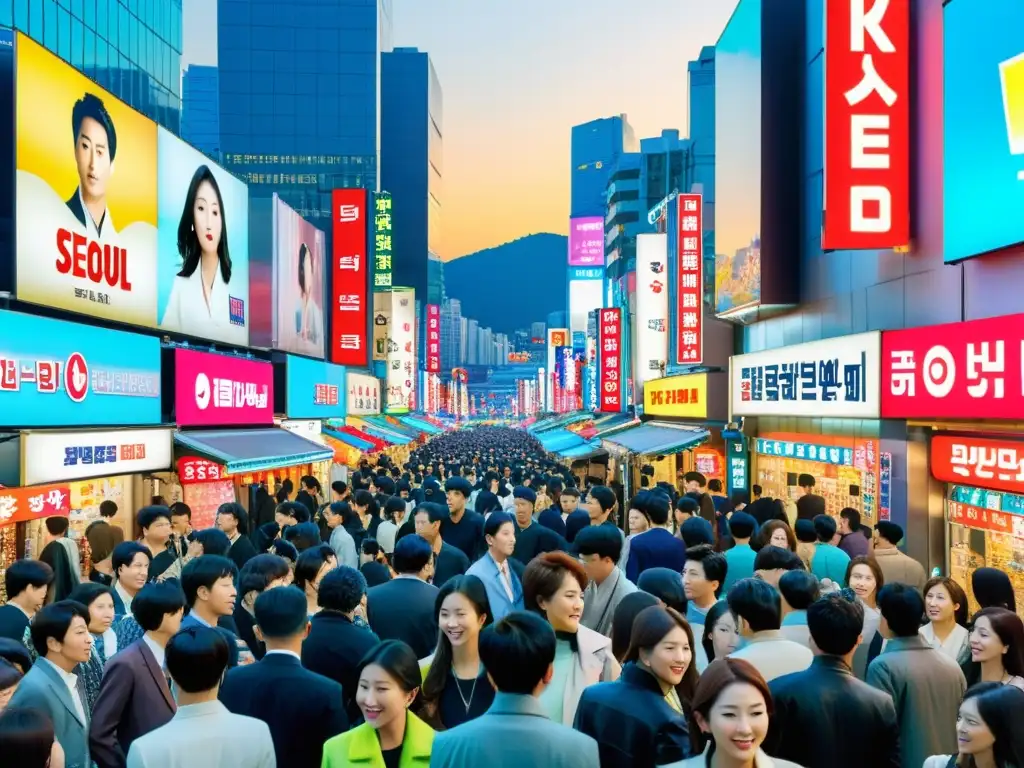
[444,233,569,335]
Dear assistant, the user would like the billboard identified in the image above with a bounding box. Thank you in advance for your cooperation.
[373,192,393,290]
[568,216,605,267]
[645,373,708,420]
[944,0,1024,262]
[174,348,274,427]
[385,288,416,414]
[635,233,669,387]
[23,428,173,487]
[347,372,381,416]
[284,355,346,419]
[0,309,161,427]
[156,127,249,346]
[330,189,369,366]
[426,304,441,373]
[598,309,622,412]
[273,195,326,358]
[931,435,1024,498]
[546,329,569,411]
[677,194,704,364]
[568,279,602,335]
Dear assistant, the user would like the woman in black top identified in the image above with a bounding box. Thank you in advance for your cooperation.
[420,575,495,730]
[352,489,382,540]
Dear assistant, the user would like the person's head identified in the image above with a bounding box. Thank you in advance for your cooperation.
[683,544,727,603]
[0,659,22,711]
[637,567,686,613]
[3,560,53,612]
[752,484,763,500]
[43,516,69,540]
[282,522,323,553]
[584,486,617,523]
[166,625,230,694]
[192,528,232,558]
[331,481,348,501]
[317,566,367,615]
[132,582,187,636]
[797,473,815,492]
[270,538,298,564]
[239,553,292,604]
[413,503,446,546]
[180,555,238,616]
[71,92,116,203]
[954,682,1024,767]
[727,578,782,635]
[177,164,232,283]
[610,591,661,662]
[727,512,756,543]
[112,542,151,594]
[356,641,422,731]
[972,568,1017,613]
[924,576,969,628]
[253,586,310,647]
[30,601,92,667]
[137,506,172,546]
[846,556,883,606]
[874,520,904,550]
[98,499,119,519]
[708,478,723,495]
[275,501,310,529]
[523,551,588,633]
[559,486,580,515]
[680,516,715,548]
[479,611,556,695]
[812,514,837,544]
[444,476,473,513]
[759,520,796,552]
[683,471,707,494]
[512,486,537,526]
[674,495,699,528]
[423,576,493,700]
[483,512,516,561]
[360,538,382,566]
[702,601,740,663]
[66,583,116,636]
[793,518,817,546]
[646,492,672,529]
[169,502,192,537]
[778,570,820,613]
[392,534,433,579]
[0,640,32,678]
[970,607,1024,677]
[838,507,860,535]
[293,545,337,599]
[215,502,248,537]
[688,657,773,760]
[382,496,406,526]
[624,605,698,695]
[574,525,623,586]
[877,582,925,639]
[807,592,864,657]
[0,707,64,768]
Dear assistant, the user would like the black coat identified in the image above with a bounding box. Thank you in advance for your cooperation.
[0,604,30,643]
[366,577,439,659]
[302,611,381,724]
[433,542,470,588]
[39,541,75,603]
[233,604,265,660]
[767,655,901,768]
[219,652,348,768]
[512,521,568,565]
[228,535,258,572]
[574,662,691,768]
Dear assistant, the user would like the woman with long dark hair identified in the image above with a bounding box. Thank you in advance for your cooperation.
[970,607,1024,690]
[294,242,323,345]
[921,576,971,664]
[420,575,494,729]
[610,591,661,663]
[353,489,382,540]
[924,682,1024,768]
[700,601,740,671]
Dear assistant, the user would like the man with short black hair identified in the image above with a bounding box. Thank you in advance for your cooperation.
[682,544,727,629]
[625,493,686,583]
[67,91,118,237]
[274,500,310,529]
[753,545,805,588]
[414,502,470,586]
[728,578,812,681]
[0,559,53,641]
[722,511,758,592]
[216,503,258,571]
[510,486,568,565]
[168,503,192,559]
[778,570,820,649]
[565,485,616,544]
[873,521,926,591]
[441,476,486,561]
[558,486,580,522]
[682,471,716,527]
[365,535,439,657]
[577,526,636,637]
[431,611,600,768]
[137,507,174,581]
[180,555,247,667]
[330,481,349,503]
[39,516,80,602]
[838,507,870,559]
[793,474,824,523]
[219,586,347,768]
[467,512,524,622]
[111,542,152,617]
[767,594,900,768]
[867,583,965,768]
[810,514,851,585]
[752,484,763,501]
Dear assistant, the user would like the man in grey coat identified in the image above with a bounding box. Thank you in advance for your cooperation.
[867,583,966,768]
[430,611,600,768]
[577,525,637,637]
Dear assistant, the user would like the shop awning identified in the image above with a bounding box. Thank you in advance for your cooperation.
[533,411,591,434]
[372,416,421,439]
[399,415,444,435]
[346,417,414,445]
[592,413,637,435]
[601,422,708,456]
[324,428,376,452]
[174,428,334,475]
[540,429,587,453]
[558,441,607,461]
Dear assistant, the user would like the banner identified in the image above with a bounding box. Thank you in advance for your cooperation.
[932,435,1024,496]
[426,304,441,373]
[23,427,174,486]
[177,457,229,484]
[676,194,703,364]
[330,188,368,365]
[598,308,622,412]
[0,484,72,526]
[271,195,326,357]
[346,372,381,416]
[386,289,415,414]
[635,233,669,387]
[644,373,708,420]
[174,348,274,427]
[285,355,346,419]
[373,192,393,290]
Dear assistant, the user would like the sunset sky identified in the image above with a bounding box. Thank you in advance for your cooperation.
[183,0,738,260]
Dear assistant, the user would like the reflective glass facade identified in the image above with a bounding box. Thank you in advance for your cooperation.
[570,114,637,219]
[2,0,182,132]
[181,63,220,160]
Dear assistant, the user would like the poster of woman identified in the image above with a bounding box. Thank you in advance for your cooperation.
[273,195,326,358]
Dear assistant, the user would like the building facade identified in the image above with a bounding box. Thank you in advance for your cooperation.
[571,114,637,219]
[181,64,220,160]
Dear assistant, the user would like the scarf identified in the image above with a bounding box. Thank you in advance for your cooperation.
[583,568,621,634]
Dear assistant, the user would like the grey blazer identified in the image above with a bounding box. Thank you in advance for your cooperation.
[430,692,600,768]
[8,658,90,768]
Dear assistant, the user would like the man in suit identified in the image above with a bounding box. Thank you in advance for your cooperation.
[431,611,600,768]
[66,92,118,238]
[220,586,348,768]
[216,503,258,572]
[0,559,53,642]
[179,556,246,667]
[110,543,152,618]
[126,626,274,768]
[89,583,185,768]
[467,512,524,622]
[510,487,569,564]
[414,502,470,587]
[365,534,439,658]
[624,493,686,583]
[577,526,637,638]
[440,476,486,560]
[8,600,93,768]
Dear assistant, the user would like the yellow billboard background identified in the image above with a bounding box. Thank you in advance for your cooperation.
[644,374,708,420]
[16,32,157,230]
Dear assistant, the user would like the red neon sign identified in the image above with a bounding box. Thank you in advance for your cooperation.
[598,308,622,412]
[426,304,441,373]
[676,193,703,364]
[330,189,369,365]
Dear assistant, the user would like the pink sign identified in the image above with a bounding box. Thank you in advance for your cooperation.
[569,217,605,267]
[175,349,274,427]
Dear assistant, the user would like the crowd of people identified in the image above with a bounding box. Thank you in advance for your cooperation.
[0,425,1022,768]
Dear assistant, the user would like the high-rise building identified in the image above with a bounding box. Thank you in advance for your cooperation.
[459,316,468,364]
[466,319,479,365]
[217,0,392,225]
[181,65,220,161]
[4,0,183,131]
[688,46,716,215]
[381,47,443,306]
[605,151,643,308]
[571,115,637,219]
[530,321,546,341]
[440,298,463,371]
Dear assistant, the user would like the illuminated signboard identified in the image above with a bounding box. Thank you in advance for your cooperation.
[373,192,393,290]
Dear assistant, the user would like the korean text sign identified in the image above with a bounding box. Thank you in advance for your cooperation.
[174,348,274,427]
[932,435,1024,496]
[346,372,381,416]
[731,332,881,418]
[598,308,622,412]
[644,374,708,420]
[0,309,161,427]
[285,355,346,419]
[635,234,669,386]
[177,457,229,485]
[23,427,173,486]
[426,304,441,373]
[385,289,415,414]
[0,484,72,527]
[676,194,703,364]
[331,188,369,366]
[569,217,605,267]
[756,438,855,467]
[373,192,393,290]
[947,498,1023,538]
[823,0,910,249]
[880,315,1024,420]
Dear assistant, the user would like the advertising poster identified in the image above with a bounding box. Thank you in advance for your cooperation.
[285,355,347,419]
[598,308,622,413]
[426,304,441,373]
[156,127,249,346]
[174,348,274,427]
[23,428,173,486]
[347,372,381,416]
[677,194,704,363]
[568,217,605,266]
[373,192,394,290]
[635,233,669,387]
[273,196,326,358]
[15,33,157,326]
[373,292,392,362]
[568,279,602,335]
[386,289,416,414]
[331,189,368,366]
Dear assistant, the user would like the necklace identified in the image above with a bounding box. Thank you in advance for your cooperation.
[451,667,478,713]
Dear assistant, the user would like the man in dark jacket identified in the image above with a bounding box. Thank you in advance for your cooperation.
[414,503,470,588]
[768,593,901,768]
[624,493,685,583]
[510,487,568,565]
[365,535,438,658]
[0,560,53,642]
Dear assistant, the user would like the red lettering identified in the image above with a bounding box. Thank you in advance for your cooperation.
[56,231,132,290]
[56,229,73,274]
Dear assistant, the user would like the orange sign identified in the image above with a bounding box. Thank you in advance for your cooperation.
[550,330,568,347]
[0,484,72,527]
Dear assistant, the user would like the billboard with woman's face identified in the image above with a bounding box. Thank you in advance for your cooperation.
[273,195,326,358]
[156,128,250,346]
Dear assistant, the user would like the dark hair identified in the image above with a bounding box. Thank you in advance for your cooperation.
[0,707,56,767]
[237,554,290,597]
[44,516,69,536]
[356,640,422,708]
[271,539,298,563]
[845,556,884,600]
[29,600,89,656]
[727,578,782,632]
[924,576,970,628]
[169,502,191,520]
[276,501,311,525]
[793,519,817,544]
[4,560,54,598]
[701,601,738,664]
[192,528,231,557]
[839,507,861,531]
[0,639,33,674]
[383,496,407,523]
[361,538,381,558]
[294,545,336,592]
[588,486,617,512]
[758,519,797,551]
[166,625,230,693]
[812,514,837,542]
[176,165,232,283]
[392,534,432,575]
[877,582,924,637]
[961,682,1024,768]
[99,499,119,518]
[254,586,309,638]
[752,484,762,496]
[483,511,515,540]
[67,582,113,614]
[72,91,117,159]
[414,502,448,526]
[624,605,699,704]
[683,471,707,487]
[479,611,556,694]
[754,545,804,573]
[685,545,728,597]
[180,555,237,609]
[574,524,624,565]
[216,503,249,536]
[318,566,367,613]
[680,517,714,548]
[422,576,493,712]
[0,658,23,691]
[974,607,1024,679]
[283,522,323,553]
[874,520,905,547]
[688,658,772,756]
[727,512,756,541]
[331,481,347,496]
[352,490,379,521]
[972,568,1017,613]
[708,479,723,493]
[112,541,152,579]
[637,568,686,613]
[645,493,670,526]
[797,473,815,488]
[523,551,588,614]
[560,486,581,499]
[444,476,473,498]
[778,570,820,611]
[807,593,864,656]
[137,505,172,532]
[133,582,187,632]
[675,495,699,517]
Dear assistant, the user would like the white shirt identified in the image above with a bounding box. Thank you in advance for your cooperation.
[729,631,814,682]
[116,581,136,614]
[264,649,301,662]
[142,634,166,670]
[77,186,116,239]
[160,262,248,346]
[99,627,119,659]
[40,657,87,724]
[920,622,970,663]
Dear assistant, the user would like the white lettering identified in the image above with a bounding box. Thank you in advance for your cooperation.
[922,346,956,398]
[845,55,898,107]
[850,186,892,232]
[850,0,894,53]
[851,115,891,169]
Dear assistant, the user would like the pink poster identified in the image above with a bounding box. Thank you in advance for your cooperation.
[568,217,605,266]
[175,348,274,427]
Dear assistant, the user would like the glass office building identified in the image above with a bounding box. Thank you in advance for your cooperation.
[181,64,220,161]
[2,0,183,132]
[571,114,637,219]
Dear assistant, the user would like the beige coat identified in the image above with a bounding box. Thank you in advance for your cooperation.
[873,547,928,592]
[560,624,620,726]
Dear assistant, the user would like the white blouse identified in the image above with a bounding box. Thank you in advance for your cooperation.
[161,264,247,346]
[920,623,970,664]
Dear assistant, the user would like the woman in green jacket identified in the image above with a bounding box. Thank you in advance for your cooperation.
[321,640,434,768]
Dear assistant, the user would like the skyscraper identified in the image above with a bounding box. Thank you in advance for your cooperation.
[181,65,221,160]
[571,115,638,218]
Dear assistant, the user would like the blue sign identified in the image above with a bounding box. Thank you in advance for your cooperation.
[755,439,853,467]
[569,267,604,281]
[944,0,1024,262]
[951,484,1024,518]
[727,438,749,496]
[0,310,161,427]
[285,355,347,419]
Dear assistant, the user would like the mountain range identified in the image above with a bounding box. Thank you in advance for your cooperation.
[444,233,568,336]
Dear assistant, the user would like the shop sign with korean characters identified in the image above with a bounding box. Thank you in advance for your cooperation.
[0,484,72,526]
[178,457,229,484]
[22,428,174,486]
[932,435,1024,496]
[598,308,622,412]
[676,193,703,364]
[731,332,881,418]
